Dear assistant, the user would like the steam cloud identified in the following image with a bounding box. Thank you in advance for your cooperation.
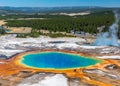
[93,10,120,46]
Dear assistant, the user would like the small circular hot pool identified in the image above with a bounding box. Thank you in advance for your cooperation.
[19,52,102,69]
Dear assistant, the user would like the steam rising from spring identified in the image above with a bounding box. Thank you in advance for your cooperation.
[93,11,120,46]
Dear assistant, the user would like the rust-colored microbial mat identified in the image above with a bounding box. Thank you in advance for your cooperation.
[0,50,120,86]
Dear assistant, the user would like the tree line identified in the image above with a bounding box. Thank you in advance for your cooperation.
[5,11,116,37]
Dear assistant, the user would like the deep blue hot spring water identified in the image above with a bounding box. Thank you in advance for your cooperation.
[21,52,102,69]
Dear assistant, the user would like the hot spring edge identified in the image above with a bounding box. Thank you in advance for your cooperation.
[16,51,103,70]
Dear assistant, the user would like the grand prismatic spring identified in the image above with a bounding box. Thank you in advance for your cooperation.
[18,52,102,69]
[0,50,120,86]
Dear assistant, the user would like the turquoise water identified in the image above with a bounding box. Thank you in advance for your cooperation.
[5,29,11,33]
[21,52,102,69]
[0,26,11,33]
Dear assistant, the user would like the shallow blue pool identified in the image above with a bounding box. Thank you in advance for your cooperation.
[21,52,102,69]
